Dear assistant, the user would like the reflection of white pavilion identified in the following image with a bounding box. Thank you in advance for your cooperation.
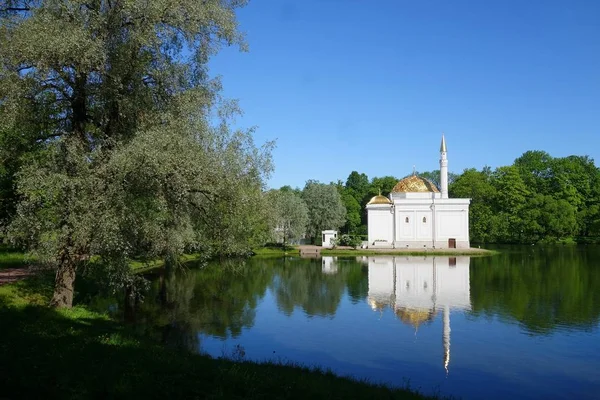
[321,256,338,274]
[367,256,471,373]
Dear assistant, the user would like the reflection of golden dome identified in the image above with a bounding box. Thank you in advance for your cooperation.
[367,194,392,205]
[395,307,437,328]
[392,175,440,193]
[367,297,392,311]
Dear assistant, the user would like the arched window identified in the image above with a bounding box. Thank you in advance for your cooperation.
[405,217,409,223]
[422,217,427,223]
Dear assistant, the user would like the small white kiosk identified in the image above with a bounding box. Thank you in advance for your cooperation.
[321,230,338,248]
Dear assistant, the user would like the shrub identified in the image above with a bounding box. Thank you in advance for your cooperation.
[338,234,362,249]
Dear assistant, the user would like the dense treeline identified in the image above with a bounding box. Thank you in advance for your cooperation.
[277,150,600,244]
[451,151,600,243]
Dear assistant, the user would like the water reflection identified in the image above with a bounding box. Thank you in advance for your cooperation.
[272,258,347,317]
[87,248,600,400]
[364,256,471,373]
[470,246,600,334]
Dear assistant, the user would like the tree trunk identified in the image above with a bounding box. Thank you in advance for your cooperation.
[49,261,76,309]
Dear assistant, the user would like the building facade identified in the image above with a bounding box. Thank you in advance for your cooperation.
[366,136,471,249]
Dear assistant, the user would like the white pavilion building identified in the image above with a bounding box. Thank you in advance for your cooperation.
[366,136,471,249]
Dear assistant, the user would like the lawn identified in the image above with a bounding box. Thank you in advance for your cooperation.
[0,263,434,400]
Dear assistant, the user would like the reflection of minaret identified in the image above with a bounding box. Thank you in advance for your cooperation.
[366,256,470,373]
[443,304,450,374]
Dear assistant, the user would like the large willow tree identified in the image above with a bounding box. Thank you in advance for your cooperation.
[0,0,273,308]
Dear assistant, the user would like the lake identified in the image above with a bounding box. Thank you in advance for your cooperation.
[112,246,600,399]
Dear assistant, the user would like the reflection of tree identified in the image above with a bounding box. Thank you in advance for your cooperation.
[345,261,369,304]
[470,246,600,334]
[271,258,368,317]
[131,258,274,352]
[114,257,373,352]
[272,258,345,317]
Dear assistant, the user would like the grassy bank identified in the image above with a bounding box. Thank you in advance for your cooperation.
[0,276,432,400]
[251,246,300,257]
[0,245,199,275]
[0,245,30,270]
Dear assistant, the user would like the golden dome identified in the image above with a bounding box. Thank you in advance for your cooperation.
[392,175,440,193]
[367,194,392,205]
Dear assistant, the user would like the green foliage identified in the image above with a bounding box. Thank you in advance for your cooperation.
[368,176,398,197]
[449,152,600,244]
[0,0,272,306]
[266,189,309,246]
[345,171,369,201]
[340,190,361,233]
[302,180,346,241]
[337,234,362,249]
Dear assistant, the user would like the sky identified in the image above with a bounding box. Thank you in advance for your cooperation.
[208,0,600,190]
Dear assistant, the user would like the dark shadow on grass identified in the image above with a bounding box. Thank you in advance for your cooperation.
[0,302,432,400]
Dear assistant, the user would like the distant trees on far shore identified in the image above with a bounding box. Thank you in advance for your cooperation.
[280,150,600,244]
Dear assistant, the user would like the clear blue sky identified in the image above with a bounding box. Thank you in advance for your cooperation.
[209,0,600,190]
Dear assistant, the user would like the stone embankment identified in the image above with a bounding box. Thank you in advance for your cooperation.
[298,245,495,257]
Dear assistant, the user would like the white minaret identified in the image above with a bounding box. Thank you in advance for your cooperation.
[440,134,448,199]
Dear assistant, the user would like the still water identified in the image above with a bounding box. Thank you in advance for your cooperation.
[115,246,600,399]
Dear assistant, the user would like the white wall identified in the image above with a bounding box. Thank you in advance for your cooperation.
[367,206,393,244]
[433,200,470,248]
[321,230,337,248]
[367,198,470,249]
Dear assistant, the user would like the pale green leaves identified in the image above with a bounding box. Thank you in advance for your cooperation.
[302,181,346,240]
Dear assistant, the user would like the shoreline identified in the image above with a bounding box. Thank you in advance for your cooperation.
[0,274,433,400]
[251,245,498,258]
[320,247,497,257]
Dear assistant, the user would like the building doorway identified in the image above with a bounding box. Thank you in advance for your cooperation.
[448,238,456,248]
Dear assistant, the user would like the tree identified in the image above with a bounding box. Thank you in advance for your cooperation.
[345,171,369,201]
[1,0,272,308]
[301,180,346,242]
[368,176,398,198]
[266,189,308,246]
[491,166,530,242]
[450,168,498,243]
[514,150,554,194]
[339,190,361,234]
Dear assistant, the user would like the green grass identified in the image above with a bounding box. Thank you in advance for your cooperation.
[0,276,434,400]
[0,245,201,274]
[0,245,30,270]
[129,253,203,273]
[251,246,300,257]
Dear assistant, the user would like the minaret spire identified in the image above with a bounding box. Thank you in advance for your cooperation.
[439,134,448,199]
